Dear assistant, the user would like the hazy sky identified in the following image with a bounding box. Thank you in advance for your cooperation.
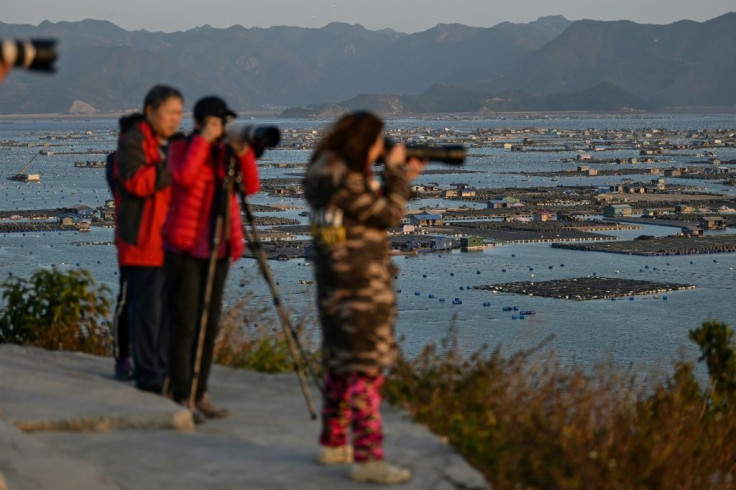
[3,0,734,33]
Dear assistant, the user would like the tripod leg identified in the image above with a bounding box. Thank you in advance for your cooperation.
[245,226,319,419]
[236,175,320,418]
[188,215,225,410]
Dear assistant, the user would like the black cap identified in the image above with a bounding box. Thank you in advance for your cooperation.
[193,96,236,123]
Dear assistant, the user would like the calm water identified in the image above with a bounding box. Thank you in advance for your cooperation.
[1,115,735,370]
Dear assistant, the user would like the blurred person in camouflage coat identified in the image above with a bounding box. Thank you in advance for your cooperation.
[304,111,426,485]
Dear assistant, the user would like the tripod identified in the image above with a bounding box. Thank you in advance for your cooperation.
[189,147,320,419]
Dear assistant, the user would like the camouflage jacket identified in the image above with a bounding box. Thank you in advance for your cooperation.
[304,152,411,374]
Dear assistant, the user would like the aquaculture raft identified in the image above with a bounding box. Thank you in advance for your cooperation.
[474,277,696,301]
[551,234,736,256]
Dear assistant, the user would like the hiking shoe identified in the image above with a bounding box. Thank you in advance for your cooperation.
[190,408,206,425]
[177,402,206,425]
[114,357,133,381]
[317,445,354,465]
[350,461,411,485]
[195,392,230,419]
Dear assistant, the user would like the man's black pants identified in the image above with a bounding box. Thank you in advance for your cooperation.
[113,271,130,360]
[122,265,168,392]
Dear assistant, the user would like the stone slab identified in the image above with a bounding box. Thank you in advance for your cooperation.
[0,345,488,489]
[0,418,116,490]
[0,345,193,432]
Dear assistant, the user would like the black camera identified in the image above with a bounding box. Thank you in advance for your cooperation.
[383,138,466,166]
[0,38,58,73]
[225,121,281,157]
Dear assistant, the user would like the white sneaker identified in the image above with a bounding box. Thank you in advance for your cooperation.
[317,445,354,465]
[350,461,411,485]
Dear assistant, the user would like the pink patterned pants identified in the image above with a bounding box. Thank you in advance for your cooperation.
[319,370,385,462]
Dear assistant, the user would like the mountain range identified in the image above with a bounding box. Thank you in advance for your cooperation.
[0,13,733,115]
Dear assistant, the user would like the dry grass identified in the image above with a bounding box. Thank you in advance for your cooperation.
[384,322,736,489]
[214,293,321,375]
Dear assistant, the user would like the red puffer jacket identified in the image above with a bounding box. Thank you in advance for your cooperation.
[113,118,173,267]
[164,135,259,261]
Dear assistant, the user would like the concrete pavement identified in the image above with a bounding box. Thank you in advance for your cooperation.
[0,345,488,489]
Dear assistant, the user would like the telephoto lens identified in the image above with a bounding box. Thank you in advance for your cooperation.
[382,138,466,166]
[224,121,281,157]
[0,39,58,72]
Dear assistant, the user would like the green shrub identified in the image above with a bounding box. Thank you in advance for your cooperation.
[0,267,112,355]
[689,319,736,406]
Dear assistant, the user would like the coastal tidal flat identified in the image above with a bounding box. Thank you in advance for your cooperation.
[552,234,736,256]
[474,277,696,300]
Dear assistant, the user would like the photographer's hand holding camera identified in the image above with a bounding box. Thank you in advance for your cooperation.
[198,112,251,156]
[164,96,259,421]
[386,143,427,180]
[0,38,59,83]
[304,111,425,485]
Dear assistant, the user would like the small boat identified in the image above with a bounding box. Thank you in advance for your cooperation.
[9,173,41,182]
[452,298,462,305]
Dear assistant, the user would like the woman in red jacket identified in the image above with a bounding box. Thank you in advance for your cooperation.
[164,96,259,421]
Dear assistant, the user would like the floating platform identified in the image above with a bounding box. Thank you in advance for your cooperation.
[74,160,106,168]
[552,234,736,256]
[0,222,79,233]
[242,240,307,261]
[474,277,696,301]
